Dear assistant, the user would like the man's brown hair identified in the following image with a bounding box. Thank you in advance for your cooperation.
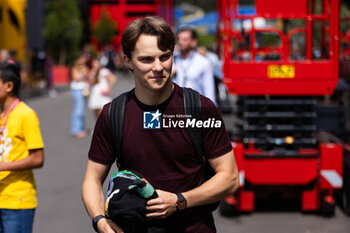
[177,26,197,40]
[121,16,175,59]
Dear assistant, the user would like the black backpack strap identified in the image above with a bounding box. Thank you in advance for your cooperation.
[183,87,220,211]
[183,87,205,168]
[108,91,129,170]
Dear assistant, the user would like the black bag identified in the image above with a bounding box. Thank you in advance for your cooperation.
[108,87,219,210]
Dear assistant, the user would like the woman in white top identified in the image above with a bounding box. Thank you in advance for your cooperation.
[88,58,117,118]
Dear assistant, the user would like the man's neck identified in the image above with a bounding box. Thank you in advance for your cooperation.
[0,96,18,115]
[180,49,193,59]
[135,81,174,106]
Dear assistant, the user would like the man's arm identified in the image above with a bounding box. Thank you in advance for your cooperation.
[146,149,239,219]
[0,149,44,171]
[183,150,238,207]
[82,159,123,233]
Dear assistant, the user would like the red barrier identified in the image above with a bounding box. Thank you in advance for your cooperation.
[52,66,70,86]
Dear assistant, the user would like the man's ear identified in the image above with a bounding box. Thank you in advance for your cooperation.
[123,55,133,71]
[191,39,198,49]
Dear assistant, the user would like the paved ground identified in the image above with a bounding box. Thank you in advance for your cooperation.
[25,72,350,233]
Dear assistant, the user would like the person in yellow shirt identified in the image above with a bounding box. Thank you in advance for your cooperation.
[0,61,44,233]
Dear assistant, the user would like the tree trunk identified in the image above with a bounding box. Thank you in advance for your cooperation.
[59,46,67,66]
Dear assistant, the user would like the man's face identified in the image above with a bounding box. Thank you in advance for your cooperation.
[0,52,8,63]
[177,31,196,54]
[124,34,173,92]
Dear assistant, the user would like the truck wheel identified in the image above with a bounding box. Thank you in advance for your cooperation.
[343,180,350,215]
[219,200,237,217]
[321,195,335,217]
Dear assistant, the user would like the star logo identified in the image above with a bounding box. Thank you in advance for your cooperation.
[151,110,161,122]
[143,110,162,129]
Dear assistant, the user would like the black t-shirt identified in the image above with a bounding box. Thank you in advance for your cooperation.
[88,83,232,232]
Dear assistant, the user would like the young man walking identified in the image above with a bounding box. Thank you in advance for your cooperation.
[82,16,239,233]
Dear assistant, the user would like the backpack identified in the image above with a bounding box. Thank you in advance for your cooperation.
[108,87,219,210]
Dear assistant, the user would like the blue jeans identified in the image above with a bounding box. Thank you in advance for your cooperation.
[0,209,35,233]
[71,89,86,135]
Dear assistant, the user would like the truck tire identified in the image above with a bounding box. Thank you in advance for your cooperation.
[219,200,237,217]
[321,195,335,217]
[343,179,350,215]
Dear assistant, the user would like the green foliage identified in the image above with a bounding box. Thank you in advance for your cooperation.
[92,8,118,47]
[43,0,82,66]
[197,34,216,47]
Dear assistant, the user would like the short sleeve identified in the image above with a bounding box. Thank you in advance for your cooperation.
[22,110,44,150]
[88,103,116,165]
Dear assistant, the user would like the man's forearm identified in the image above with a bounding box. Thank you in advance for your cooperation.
[182,151,239,208]
[82,178,106,219]
[183,170,238,208]
[82,160,123,232]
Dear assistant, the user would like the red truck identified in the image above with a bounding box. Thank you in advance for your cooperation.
[218,0,350,216]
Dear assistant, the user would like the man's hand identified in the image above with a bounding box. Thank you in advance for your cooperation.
[146,189,178,220]
[97,218,124,233]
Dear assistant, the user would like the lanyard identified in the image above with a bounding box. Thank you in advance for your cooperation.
[177,52,195,87]
[0,98,20,135]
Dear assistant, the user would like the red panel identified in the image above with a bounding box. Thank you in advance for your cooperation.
[225,62,334,80]
[320,143,343,189]
[302,186,320,211]
[223,62,337,95]
[225,80,337,95]
[52,66,70,85]
[256,0,308,18]
[244,157,318,185]
[320,143,343,172]
[239,190,254,212]
[90,6,103,24]
[90,1,160,47]
[232,142,244,172]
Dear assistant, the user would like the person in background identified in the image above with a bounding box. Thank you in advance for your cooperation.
[44,51,57,98]
[99,45,117,73]
[30,48,46,89]
[197,46,222,80]
[9,49,29,92]
[70,54,89,138]
[290,42,305,60]
[0,50,9,65]
[173,27,217,105]
[197,46,231,113]
[0,61,44,233]
[87,58,117,118]
[8,49,22,70]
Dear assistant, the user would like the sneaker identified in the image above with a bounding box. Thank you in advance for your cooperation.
[72,131,87,138]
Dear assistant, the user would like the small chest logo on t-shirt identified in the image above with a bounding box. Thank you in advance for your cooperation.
[143,110,161,129]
